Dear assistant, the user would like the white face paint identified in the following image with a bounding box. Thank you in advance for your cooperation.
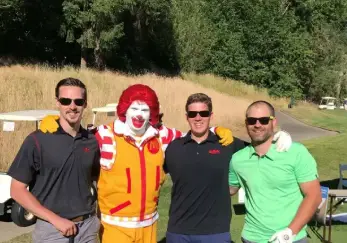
[125,100,150,136]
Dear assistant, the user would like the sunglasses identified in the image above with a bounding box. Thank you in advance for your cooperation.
[246,116,274,125]
[187,110,211,118]
[58,98,85,106]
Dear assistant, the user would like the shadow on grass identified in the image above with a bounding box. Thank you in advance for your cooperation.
[320,178,340,189]
[158,237,166,243]
[233,204,246,215]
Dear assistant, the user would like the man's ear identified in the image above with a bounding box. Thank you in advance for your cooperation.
[272,117,278,131]
[55,98,60,108]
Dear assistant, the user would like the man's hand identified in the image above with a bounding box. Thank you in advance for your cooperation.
[50,216,77,237]
[273,130,292,152]
[10,179,76,236]
[269,228,295,243]
[39,115,60,133]
[215,126,233,146]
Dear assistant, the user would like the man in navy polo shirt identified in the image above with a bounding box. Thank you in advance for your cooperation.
[8,78,100,243]
[163,93,293,243]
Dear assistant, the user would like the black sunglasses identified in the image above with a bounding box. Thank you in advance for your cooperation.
[58,98,85,106]
[246,116,274,125]
[187,110,211,118]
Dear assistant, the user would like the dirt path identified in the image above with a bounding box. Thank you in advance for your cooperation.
[0,215,34,242]
[276,111,338,141]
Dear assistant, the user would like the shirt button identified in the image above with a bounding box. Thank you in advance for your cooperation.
[197,152,199,155]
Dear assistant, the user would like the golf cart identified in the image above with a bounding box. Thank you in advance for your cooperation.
[342,98,347,110]
[0,109,59,227]
[91,103,117,125]
[318,97,337,110]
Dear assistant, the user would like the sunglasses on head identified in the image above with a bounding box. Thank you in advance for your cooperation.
[187,110,211,118]
[246,116,274,125]
[58,98,85,106]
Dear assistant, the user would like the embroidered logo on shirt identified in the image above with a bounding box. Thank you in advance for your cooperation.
[84,147,90,152]
[209,149,220,154]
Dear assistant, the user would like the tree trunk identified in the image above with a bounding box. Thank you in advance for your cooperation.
[94,37,105,70]
[80,47,87,69]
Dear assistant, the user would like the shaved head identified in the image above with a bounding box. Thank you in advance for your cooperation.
[246,100,275,117]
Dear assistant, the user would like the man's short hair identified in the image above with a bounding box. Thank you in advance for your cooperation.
[185,93,212,112]
[55,78,87,100]
[246,100,275,117]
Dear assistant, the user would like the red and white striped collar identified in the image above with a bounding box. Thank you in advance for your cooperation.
[112,119,159,146]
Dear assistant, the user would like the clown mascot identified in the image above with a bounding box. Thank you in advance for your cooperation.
[95,84,187,243]
[39,84,292,243]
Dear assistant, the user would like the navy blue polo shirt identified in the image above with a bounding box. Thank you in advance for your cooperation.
[164,131,247,235]
[7,123,100,219]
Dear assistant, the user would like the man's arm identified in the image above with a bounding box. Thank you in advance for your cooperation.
[269,144,321,243]
[288,145,322,234]
[8,135,77,236]
[229,186,240,196]
[10,179,77,236]
[229,157,241,196]
[288,179,321,235]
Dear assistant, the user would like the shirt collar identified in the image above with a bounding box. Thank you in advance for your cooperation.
[183,130,218,144]
[249,143,277,160]
[55,120,89,138]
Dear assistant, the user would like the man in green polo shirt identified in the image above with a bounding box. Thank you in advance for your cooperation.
[229,100,322,243]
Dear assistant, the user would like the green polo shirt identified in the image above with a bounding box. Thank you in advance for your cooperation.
[229,142,318,243]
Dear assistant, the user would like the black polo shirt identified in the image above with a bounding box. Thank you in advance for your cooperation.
[7,123,100,219]
[164,131,247,235]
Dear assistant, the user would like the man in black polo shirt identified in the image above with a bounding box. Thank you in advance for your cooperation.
[7,78,100,243]
[164,93,292,243]
[164,93,246,243]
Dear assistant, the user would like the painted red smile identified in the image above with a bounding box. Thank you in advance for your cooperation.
[132,117,144,128]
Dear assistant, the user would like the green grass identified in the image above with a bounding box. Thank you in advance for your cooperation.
[284,105,347,133]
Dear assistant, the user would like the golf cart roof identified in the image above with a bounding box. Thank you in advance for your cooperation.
[321,97,336,99]
[0,110,59,121]
[92,103,118,113]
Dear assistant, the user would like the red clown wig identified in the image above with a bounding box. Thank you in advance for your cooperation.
[117,84,160,126]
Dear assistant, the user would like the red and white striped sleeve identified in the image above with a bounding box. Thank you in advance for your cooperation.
[95,125,117,170]
[158,125,183,151]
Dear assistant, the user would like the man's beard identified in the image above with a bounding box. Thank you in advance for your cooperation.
[248,128,273,146]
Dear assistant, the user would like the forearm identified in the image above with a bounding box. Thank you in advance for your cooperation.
[229,186,239,196]
[288,195,321,234]
[11,187,59,223]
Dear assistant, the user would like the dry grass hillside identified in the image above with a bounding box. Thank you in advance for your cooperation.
[0,65,287,171]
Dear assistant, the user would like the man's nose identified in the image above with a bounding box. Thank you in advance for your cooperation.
[195,114,202,120]
[254,120,262,127]
[69,101,77,109]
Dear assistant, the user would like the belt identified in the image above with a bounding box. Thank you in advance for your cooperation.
[70,212,95,222]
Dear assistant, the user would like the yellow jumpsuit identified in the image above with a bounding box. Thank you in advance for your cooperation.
[96,121,168,243]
